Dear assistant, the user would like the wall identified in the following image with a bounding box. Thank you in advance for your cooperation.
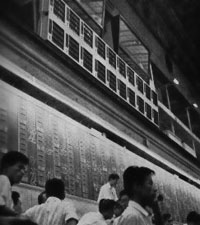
[1,81,200,222]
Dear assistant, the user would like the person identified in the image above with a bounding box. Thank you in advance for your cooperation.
[111,191,129,225]
[118,190,129,211]
[0,151,29,216]
[162,213,173,225]
[112,191,129,225]
[23,178,78,225]
[11,191,22,214]
[118,166,157,225]
[37,191,47,205]
[151,194,164,225]
[113,201,124,218]
[97,174,119,203]
[77,199,116,225]
[186,211,200,225]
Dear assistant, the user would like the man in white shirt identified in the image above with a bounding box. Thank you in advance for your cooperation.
[112,190,129,225]
[0,151,29,216]
[24,178,78,225]
[77,199,116,225]
[97,174,119,203]
[118,166,157,225]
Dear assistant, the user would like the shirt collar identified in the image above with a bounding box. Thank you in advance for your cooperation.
[106,182,112,188]
[46,196,61,203]
[129,200,149,217]
[97,212,105,220]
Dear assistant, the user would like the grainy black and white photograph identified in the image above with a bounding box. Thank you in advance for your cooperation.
[0,0,200,225]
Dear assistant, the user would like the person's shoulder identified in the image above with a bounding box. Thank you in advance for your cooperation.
[61,199,76,210]
[122,206,142,221]
[120,213,142,225]
[0,175,10,187]
[0,175,9,182]
[101,182,109,189]
[81,211,97,218]
[24,204,41,215]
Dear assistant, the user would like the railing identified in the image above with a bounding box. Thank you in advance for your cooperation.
[159,102,198,157]
[38,0,159,126]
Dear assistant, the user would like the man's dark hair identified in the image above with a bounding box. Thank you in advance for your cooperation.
[12,191,20,205]
[119,190,128,199]
[0,151,29,171]
[187,211,200,223]
[99,199,116,214]
[108,173,119,181]
[123,166,155,197]
[38,191,46,204]
[45,178,65,200]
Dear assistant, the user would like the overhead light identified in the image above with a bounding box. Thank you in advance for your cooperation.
[173,78,179,85]
[193,103,198,108]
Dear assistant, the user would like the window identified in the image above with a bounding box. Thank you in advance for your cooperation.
[137,96,144,113]
[107,70,117,92]
[95,60,106,83]
[95,37,106,59]
[128,89,135,106]
[118,80,127,99]
[82,48,93,72]
[136,76,144,94]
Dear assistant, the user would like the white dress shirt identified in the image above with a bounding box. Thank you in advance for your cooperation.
[118,200,153,225]
[97,183,118,203]
[77,212,107,225]
[24,196,78,225]
[0,175,12,209]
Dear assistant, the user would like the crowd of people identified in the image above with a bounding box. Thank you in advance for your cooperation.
[0,151,200,225]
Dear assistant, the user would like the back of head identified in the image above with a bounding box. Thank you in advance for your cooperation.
[119,190,128,199]
[187,211,200,224]
[99,199,116,219]
[11,191,20,205]
[119,190,129,210]
[0,151,29,172]
[108,173,119,181]
[38,191,47,204]
[123,166,155,197]
[45,178,65,200]
[113,201,124,217]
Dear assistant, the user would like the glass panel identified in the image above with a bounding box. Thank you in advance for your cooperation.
[128,89,135,106]
[118,80,127,99]
[52,22,64,49]
[82,48,93,72]
[107,70,116,92]
[95,60,106,83]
